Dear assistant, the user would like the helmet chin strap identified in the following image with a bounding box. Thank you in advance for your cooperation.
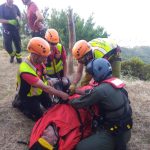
[84,51,93,65]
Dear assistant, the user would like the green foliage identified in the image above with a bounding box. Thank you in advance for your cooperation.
[121,57,150,80]
[46,8,108,52]
[47,9,69,48]
[0,36,3,50]
[21,35,30,51]
[75,14,108,41]
[19,10,29,35]
[140,64,150,80]
[121,46,150,64]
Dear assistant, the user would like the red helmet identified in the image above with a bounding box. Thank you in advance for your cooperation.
[27,37,50,57]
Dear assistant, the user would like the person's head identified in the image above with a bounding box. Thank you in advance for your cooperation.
[45,28,59,45]
[31,125,58,150]
[86,58,112,82]
[27,37,50,64]
[72,40,93,65]
[22,0,31,5]
[6,0,13,5]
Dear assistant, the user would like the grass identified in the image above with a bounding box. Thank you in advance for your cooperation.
[0,50,150,150]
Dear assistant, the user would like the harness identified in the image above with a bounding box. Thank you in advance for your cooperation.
[46,43,64,79]
[94,78,132,135]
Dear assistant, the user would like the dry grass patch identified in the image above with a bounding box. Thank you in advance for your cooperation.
[0,50,150,150]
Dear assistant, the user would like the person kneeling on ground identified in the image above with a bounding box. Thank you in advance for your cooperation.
[69,38,121,94]
[12,37,69,121]
[44,28,70,93]
[69,58,133,150]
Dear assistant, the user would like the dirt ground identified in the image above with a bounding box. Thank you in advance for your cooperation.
[0,50,150,150]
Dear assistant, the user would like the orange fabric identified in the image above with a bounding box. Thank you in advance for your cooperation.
[28,37,50,57]
[45,29,59,44]
[72,40,91,60]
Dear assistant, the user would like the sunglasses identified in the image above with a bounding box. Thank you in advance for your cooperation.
[78,52,93,65]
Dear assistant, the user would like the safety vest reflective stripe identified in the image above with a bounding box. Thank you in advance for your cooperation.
[92,47,107,55]
[17,58,46,97]
[46,60,63,75]
[90,38,117,50]
[16,53,22,58]
[10,51,16,56]
[89,38,118,59]
[46,43,64,75]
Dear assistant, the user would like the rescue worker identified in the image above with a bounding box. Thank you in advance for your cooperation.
[12,37,69,121]
[69,38,121,94]
[44,28,69,90]
[0,0,22,63]
[22,0,46,38]
[69,58,132,150]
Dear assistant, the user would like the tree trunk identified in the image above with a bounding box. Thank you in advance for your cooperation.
[67,7,76,75]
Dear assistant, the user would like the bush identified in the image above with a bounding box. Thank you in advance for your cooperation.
[0,36,4,50]
[121,57,150,81]
[140,64,150,80]
[21,34,31,51]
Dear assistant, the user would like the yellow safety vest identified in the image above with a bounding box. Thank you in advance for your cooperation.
[46,43,64,76]
[17,58,47,97]
[89,38,118,59]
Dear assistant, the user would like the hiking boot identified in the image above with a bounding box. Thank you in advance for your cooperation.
[12,94,21,108]
[16,57,22,64]
[10,56,15,63]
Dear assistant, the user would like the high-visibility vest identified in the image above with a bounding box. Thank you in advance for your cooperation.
[17,58,47,97]
[46,43,64,76]
[89,38,118,59]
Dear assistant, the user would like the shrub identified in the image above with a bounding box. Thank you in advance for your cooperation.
[0,36,4,50]
[21,34,31,51]
[121,57,150,80]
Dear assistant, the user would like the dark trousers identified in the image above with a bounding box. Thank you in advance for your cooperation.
[3,29,21,55]
[75,129,131,150]
[19,92,52,121]
[31,29,46,39]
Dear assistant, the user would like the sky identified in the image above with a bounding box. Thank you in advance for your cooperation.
[0,0,150,48]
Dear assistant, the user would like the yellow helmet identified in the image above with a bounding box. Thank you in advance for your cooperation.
[27,37,50,57]
[45,28,59,44]
[72,40,91,60]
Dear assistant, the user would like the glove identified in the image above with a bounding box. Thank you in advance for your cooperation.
[62,77,69,85]
[69,83,76,95]
[8,19,18,26]
[80,72,92,86]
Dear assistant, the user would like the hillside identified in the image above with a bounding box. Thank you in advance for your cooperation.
[0,50,150,150]
[121,46,150,63]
